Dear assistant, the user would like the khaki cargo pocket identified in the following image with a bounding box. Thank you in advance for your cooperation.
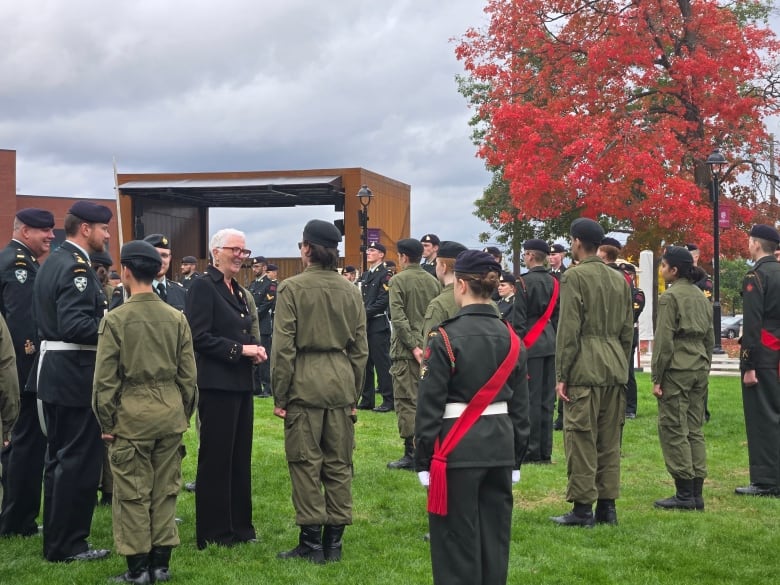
[284,412,310,463]
[109,443,142,501]
[658,382,682,428]
[565,386,592,432]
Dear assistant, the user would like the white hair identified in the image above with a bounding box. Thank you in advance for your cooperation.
[209,228,246,251]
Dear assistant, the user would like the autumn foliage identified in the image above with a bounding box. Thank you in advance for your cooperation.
[457,0,780,259]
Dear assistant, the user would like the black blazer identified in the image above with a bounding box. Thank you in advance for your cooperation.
[185,265,256,392]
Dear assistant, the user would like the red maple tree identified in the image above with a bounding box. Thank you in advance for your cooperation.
[457,0,780,260]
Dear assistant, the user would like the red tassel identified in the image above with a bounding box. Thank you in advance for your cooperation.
[427,456,448,516]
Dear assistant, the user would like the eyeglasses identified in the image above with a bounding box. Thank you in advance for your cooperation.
[220,246,252,258]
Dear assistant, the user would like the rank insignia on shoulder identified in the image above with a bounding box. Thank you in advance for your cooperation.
[74,276,88,292]
[75,255,87,264]
[73,267,87,274]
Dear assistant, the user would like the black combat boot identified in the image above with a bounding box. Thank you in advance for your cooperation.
[111,553,151,584]
[692,477,705,511]
[149,546,172,582]
[323,525,345,562]
[277,525,325,564]
[387,437,415,470]
[550,502,595,527]
[654,477,696,510]
[594,499,618,525]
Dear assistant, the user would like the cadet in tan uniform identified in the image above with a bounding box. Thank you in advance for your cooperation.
[93,241,198,584]
[652,246,713,510]
[387,239,441,470]
[273,220,368,563]
[0,314,20,513]
[552,218,633,527]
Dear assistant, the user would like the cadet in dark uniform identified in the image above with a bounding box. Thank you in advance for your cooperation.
[415,250,529,585]
[550,244,567,431]
[686,244,714,300]
[342,265,357,283]
[357,242,393,412]
[248,256,274,396]
[258,263,277,397]
[420,234,440,278]
[551,219,633,527]
[651,247,713,510]
[618,260,646,419]
[179,256,200,291]
[0,208,54,537]
[273,220,368,563]
[186,229,265,549]
[33,201,113,562]
[93,240,197,584]
[388,239,441,470]
[735,224,780,497]
[0,314,20,514]
[496,272,516,320]
[513,239,559,464]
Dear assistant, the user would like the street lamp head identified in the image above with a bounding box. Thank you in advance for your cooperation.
[357,184,373,207]
[706,148,728,172]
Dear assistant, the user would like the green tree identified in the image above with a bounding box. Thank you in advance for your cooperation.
[719,257,750,315]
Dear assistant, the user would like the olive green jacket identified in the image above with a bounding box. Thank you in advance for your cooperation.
[389,264,441,360]
[555,256,633,386]
[271,264,368,409]
[0,314,19,442]
[652,279,713,383]
[421,283,459,339]
[92,292,198,439]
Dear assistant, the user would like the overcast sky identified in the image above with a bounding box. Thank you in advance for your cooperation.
[2,2,778,259]
[0,0,498,257]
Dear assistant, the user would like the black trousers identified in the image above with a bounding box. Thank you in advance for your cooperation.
[625,329,639,415]
[259,333,272,391]
[526,355,555,461]
[41,403,103,561]
[429,466,513,585]
[195,389,255,549]
[359,327,393,407]
[0,392,47,536]
[742,367,780,487]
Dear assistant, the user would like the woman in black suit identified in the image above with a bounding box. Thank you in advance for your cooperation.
[185,228,266,549]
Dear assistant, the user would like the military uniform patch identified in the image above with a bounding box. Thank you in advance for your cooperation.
[15,269,27,284]
[74,276,88,292]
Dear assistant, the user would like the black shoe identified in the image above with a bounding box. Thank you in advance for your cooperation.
[323,525,345,562]
[184,481,196,492]
[550,511,595,528]
[277,525,325,564]
[372,404,393,413]
[111,570,150,584]
[553,417,563,431]
[734,484,780,497]
[625,412,636,419]
[655,478,697,510]
[65,547,111,562]
[150,546,171,582]
[356,403,374,410]
[100,492,113,506]
[594,500,618,525]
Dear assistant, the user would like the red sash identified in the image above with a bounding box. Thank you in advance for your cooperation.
[522,276,559,349]
[761,329,780,377]
[427,321,521,516]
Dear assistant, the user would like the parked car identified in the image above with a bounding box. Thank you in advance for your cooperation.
[721,315,742,339]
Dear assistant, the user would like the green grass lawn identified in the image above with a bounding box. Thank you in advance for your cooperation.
[2,373,779,584]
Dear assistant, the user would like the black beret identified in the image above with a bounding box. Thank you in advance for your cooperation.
[182,256,197,264]
[367,242,387,254]
[420,234,440,246]
[454,250,502,274]
[663,245,693,270]
[343,265,357,273]
[685,243,699,252]
[750,224,780,244]
[438,241,468,259]
[551,243,567,254]
[523,239,550,254]
[617,259,638,273]
[499,271,516,284]
[68,201,113,224]
[121,240,162,266]
[16,208,55,229]
[385,260,396,268]
[570,218,604,245]
[109,271,120,280]
[252,256,267,265]
[600,237,622,249]
[266,263,278,271]
[143,234,170,249]
[90,249,113,267]
[482,246,501,257]
[397,238,423,257]
[303,219,341,248]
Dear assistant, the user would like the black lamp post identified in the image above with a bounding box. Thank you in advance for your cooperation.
[706,148,727,354]
[357,184,373,272]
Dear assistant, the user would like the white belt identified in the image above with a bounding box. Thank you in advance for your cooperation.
[443,401,508,419]
[40,340,97,351]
